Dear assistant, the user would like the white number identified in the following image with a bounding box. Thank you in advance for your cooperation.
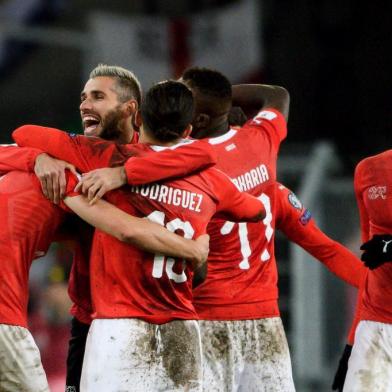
[147,211,194,283]
[220,193,274,269]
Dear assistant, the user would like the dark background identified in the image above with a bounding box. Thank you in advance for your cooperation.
[0,0,391,172]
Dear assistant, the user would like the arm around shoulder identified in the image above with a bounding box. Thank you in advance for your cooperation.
[232,84,290,121]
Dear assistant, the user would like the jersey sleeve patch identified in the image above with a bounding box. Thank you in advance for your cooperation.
[258,110,278,120]
[299,209,312,226]
[288,192,302,209]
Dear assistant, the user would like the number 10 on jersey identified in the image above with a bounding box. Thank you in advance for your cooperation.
[147,210,195,283]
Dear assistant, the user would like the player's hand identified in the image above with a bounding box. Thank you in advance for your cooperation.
[228,106,247,126]
[192,234,210,270]
[360,234,392,269]
[74,166,127,205]
[34,153,77,204]
[331,344,352,391]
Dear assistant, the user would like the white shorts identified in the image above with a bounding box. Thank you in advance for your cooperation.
[344,320,392,392]
[0,324,49,392]
[199,317,295,392]
[81,318,202,392]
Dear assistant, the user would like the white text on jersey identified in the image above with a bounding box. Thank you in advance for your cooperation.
[232,164,270,192]
[131,184,203,212]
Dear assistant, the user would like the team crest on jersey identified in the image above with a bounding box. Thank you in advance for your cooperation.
[288,192,302,209]
[65,387,76,392]
[368,186,387,200]
[299,209,312,225]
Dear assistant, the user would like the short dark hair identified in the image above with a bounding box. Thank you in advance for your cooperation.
[89,64,142,105]
[141,80,194,142]
[182,67,232,101]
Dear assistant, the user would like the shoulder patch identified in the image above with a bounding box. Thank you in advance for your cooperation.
[288,192,302,209]
[299,209,312,225]
[258,110,277,120]
[368,185,387,200]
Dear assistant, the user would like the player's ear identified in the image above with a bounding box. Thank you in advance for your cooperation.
[125,99,138,116]
[132,110,142,131]
[194,113,210,130]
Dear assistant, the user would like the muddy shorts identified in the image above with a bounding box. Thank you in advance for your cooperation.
[344,320,392,392]
[0,324,49,392]
[199,317,295,392]
[80,318,202,391]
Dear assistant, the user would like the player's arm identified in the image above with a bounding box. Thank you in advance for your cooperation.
[0,144,42,174]
[276,183,362,288]
[13,125,113,203]
[0,144,77,203]
[232,84,290,121]
[75,139,218,204]
[12,125,97,172]
[64,195,208,267]
[209,169,265,222]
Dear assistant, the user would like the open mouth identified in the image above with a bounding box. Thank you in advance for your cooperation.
[83,115,101,136]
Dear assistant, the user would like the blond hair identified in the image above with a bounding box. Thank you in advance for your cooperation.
[89,64,142,105]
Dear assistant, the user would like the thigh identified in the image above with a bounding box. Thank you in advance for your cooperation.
[344,320,392,392]
[238,318,295,392]
[199,320,238,392]
[0,324,49,392]
[81,318,202,392]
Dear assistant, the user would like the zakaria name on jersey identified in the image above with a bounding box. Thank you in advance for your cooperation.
[231,163,270,192]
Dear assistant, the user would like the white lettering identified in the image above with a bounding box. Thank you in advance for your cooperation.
[231,164,270,192]
[131,184,204,213]
[172,189,181,206]
[158,185,169,203]
[195,195,202,212]
[149,184,159,200]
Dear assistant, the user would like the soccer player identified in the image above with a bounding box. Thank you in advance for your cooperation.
[179,68,295,391]
[0,165,211,392]
[67,68,292,390]
[339,151,392,391]
[1,64,218,391]
[14,80,266,391]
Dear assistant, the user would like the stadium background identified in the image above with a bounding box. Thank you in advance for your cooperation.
[0,0,390,390]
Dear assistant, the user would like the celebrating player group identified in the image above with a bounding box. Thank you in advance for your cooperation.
[0,63,389,392]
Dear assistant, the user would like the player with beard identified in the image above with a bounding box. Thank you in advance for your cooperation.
[13,80,267,391]
[65,68,292,391]
[0,65,217,391]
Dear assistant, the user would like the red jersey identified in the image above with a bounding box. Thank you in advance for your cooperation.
[0,144,41,175]
[0,171,65,327]
[354,150,392,324]
[13,126,263,323]
[0,143,96,324]
[194,108,286,320]
[275,183,362,288]
[13,125,218,324]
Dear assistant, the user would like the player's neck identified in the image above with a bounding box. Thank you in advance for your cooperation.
[115,128,134,144]
[139,130,181,147]
[193,120,230,139]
